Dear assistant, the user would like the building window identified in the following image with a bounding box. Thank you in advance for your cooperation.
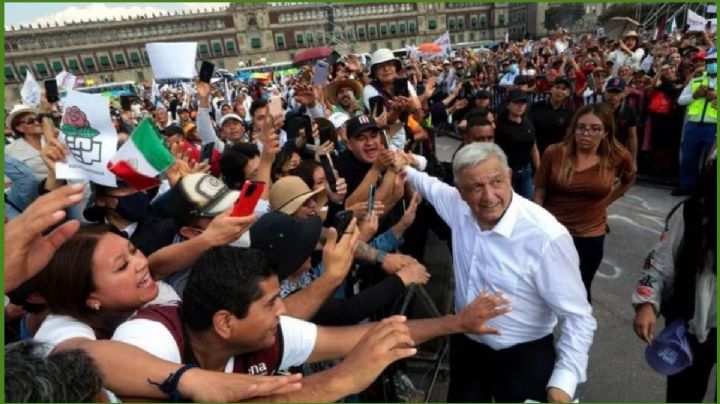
[457,18,464,29]
[296,33,304,44]
[199,44,209,56]
[114,54,125,65]
[449,19,456,29]
[251,38,261,49]
[226,41,236,53]
[5,67,15,80]
[358,27,365,38]
[480,16,486,28]
[390,25,396,34]
[276,36,285,47]
[213,42,222,54]
[498,15,505,25]
[409,22,416,33]
[428,20,437,30]
[52,61,63,73]
[84,57,96,69]
[399,23,406,33]
[130,52,141,64]
[469,32,475,41]
[380,25,387,36]
[99,56,110,68]
[370,42,378,52]
[307,33,314,43]
[369,26,376,37]
[35,64,49,77]
[67,59,79,72]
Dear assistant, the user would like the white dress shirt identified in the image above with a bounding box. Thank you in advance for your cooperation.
[405,166,597,398]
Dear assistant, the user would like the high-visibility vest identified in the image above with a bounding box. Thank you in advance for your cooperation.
[687,75,717,123]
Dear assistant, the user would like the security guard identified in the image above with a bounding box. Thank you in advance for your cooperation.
[675,49,717,196]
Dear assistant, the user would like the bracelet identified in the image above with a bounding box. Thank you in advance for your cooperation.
[148,363,198,402]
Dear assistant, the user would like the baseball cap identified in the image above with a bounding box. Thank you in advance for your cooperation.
[219,113,244,126]
[645,320,693,376]
[159,173,239,227]
[605,77,626,92]
[553,77,573,89]
[476,89,491,99]
[346,115,381,139]
[250,211,322,280]
[507,89,529,103]
[162,124,184,137]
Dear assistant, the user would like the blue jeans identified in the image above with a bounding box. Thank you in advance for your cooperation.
[511,163,534,199]
[679,121,716,189]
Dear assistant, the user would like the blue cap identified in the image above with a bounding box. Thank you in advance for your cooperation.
[645,320,693,376]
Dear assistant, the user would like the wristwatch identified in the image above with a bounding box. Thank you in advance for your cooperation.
[376,250,388,265]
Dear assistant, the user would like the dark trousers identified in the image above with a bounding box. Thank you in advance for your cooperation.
[572,235,605,303]
[448,333,556,403]
[667,328,717,402]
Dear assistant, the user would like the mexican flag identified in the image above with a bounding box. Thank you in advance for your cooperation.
[107,118,175,191]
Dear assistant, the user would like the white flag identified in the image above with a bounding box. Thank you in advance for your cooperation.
[55,90,118,187]
[687,9,715,32]
[151,79,161,102]
[433,31,451,56]
[21,71,41,107]
[55,71,78,92]
[504,32,510,43]
[708,5,716,14]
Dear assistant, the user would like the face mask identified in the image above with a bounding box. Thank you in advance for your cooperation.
[115,192,150,223]
[509,64,519,74]
[706,62,717,76]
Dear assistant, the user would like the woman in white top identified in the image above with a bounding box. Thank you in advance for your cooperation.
[607,31,645,77]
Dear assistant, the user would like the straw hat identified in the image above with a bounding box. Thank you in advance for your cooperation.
[325,79,364,105]
[269,176,326,215]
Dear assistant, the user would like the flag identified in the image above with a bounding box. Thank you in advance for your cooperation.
[433,31,451,56]
[21,71,41,107]
[666,17,677,35]
[107,118,175,191]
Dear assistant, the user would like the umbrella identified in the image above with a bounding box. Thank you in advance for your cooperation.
[292,47,333,66]
[418,43,443,54]
[604,16,640,41]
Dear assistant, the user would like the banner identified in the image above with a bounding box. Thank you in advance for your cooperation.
[21,71,41,107]
[708,5,716,14]
[146,42,198,80]
[55,71,78,92]
[433,31,451,56]
[55,90,118,187]
[687,9,717,32]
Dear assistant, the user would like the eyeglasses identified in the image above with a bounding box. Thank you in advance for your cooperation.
[20,117,41,125]
[574,124,604,136]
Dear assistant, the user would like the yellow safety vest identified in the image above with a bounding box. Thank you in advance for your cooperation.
[687,75,717,123]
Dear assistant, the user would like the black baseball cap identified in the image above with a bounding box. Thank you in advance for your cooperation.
[553,77,573,90]
[162,124,184,137]
[346,115,381,139]
[507,89,529,103]
[250,212,322,280]
[605,77,626,92]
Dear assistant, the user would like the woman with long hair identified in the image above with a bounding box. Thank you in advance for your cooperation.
[607,31,645,77]
[534,104,636,301]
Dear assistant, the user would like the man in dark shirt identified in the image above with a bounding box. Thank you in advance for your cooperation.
[604,77,638,169]
[529,78,575,156]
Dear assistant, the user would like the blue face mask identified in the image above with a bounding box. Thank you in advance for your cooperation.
[706,62,717,76]
[509,64,519,74]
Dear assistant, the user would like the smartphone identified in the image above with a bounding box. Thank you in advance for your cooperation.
[231,180,266,217]
[334,210,354,241]
[369,95,384,115]
[313,60,330,85]
[319,154,337,192]
[44,79,59,103]
[393,77,410,97]
[462,81,472,98]
[199,60,215,84]
[327,50,342,67]
[200,142,215,163]
[120,95,131,111]
[269,95,283,117]
[367,183,377,215]
[301,115,313,140]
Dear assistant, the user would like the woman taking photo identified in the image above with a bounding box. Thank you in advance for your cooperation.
[534,104,636,302]
[607,31,645,77]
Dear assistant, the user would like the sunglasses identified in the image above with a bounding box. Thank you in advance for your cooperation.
[20,117,41,125]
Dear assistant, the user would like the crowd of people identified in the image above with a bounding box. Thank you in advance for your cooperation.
[4,23,716,403]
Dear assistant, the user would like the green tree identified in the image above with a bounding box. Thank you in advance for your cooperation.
[544,4,585,31]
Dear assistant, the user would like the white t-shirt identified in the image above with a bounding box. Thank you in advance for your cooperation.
[363,82,418,151]
[112,314,317,372]
[34,281,180,355]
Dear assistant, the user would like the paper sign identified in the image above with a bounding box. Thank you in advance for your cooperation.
[708,5,716,14]
[146,42,198,80]
[687,9,716,32]
[56,90,118,187]
[21,71,41,107]
[434,31,451,56]
[55,71,78,91]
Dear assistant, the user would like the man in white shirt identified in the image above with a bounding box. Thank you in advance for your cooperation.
[398,142,596,403]
[113,245,510,402]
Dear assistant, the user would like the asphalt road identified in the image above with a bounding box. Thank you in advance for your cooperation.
[401,135,716,403]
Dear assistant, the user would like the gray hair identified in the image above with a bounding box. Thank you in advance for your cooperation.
[452,142,509,183]
[5,340,104,402]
